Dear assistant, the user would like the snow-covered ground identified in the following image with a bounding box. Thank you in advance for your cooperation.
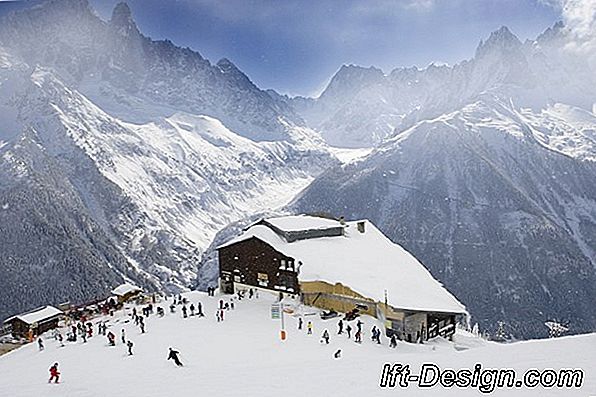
[0,291,594,397]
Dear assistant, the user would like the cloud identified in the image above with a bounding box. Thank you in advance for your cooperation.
[542,0,596,62]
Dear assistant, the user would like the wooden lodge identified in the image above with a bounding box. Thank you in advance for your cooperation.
[217,215,467,342]
[3,306,64,339]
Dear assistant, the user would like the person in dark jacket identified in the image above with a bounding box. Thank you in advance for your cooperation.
[127,340,134,355]
[337,320,344,334]
[168,347,183,366]
[321,329,330,344]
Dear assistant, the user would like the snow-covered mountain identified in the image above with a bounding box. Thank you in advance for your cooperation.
[292,24,596,149]
[0,1,333,321]
[290,96,596,338]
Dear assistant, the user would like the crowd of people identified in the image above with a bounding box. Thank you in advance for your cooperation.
[38,285,398,384]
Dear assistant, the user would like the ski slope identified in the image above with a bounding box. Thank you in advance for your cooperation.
[0,291,594,397]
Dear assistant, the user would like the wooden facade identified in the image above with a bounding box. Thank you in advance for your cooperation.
[4,314,62,339]
[218,237,300,295]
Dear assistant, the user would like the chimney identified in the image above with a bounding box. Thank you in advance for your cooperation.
[357,221,365,233]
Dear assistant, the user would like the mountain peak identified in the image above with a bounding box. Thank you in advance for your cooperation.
[476,26,522,57]
[110,2,138,34]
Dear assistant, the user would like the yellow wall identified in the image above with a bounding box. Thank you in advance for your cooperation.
[300,281,376,316]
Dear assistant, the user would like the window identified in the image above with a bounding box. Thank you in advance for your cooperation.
[280,259,286,269]
[257,272,269,287]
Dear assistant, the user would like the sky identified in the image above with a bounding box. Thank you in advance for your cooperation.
[2,0,565,97]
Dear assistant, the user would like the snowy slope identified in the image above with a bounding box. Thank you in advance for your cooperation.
[0,291,593,397]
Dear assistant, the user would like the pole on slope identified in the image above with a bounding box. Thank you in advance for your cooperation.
[281,294,287,341]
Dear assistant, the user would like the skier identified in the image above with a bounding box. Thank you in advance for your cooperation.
[170,303,176,313]
[219,309,225,321]
[390,334,397,348]
[127,340,134,356]
[230,299,235,310]
[216,310,221,322]
[197,302,204,317]
[321,329,330,344]
[371,326,377,342]
[48,362,60,384]
[346,324,352,339]
[182,305,188,319]
[375,328,382,345]
[107,331,116,346]
[190,304,195,316]
[307,321,313,335]
[338,319,344,334]
[167,347,183,367]
[38,337,44,351]
[139,317,145,334]
[355,330,362,343]
[298,317,303,330]
[57,332,64,347]
[121,329,126,344]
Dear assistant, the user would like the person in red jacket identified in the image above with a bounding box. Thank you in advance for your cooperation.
[48,362,60,384]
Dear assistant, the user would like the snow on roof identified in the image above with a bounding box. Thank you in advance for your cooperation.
[111,283,142,296]
[219,220,467,314]
[5,306,63,325]
[264,215,344,232]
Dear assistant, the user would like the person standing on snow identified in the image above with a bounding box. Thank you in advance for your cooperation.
[121,329,126,344]
[182,305,188,318]
[48,362,60,383]
[337,320,343,334]
[298,317,303,330]
[321,329,330,344]
[355,330,362,343]
[390,334,397,348]
[127,340,134,356]
[107,331,116,346]
[357,320,363,333]
[197,302,204,317]
[167,347,183,367]
[346,324,352,339]
[38,337,44,351]
[190,304,195,316]
[307,321,313,335]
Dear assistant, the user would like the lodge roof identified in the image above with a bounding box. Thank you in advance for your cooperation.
[262,215,344,232]
[111,283,142,297]
[4,306,63,325]
[218,217,467,315]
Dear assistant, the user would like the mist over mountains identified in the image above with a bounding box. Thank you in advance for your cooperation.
[0,0,594,338]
